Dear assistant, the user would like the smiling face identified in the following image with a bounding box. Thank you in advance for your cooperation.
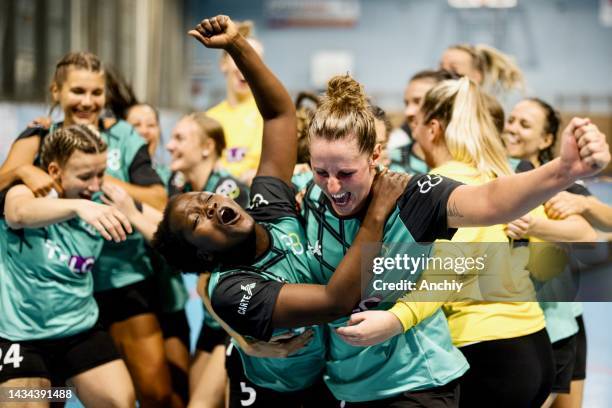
[127,104,161,151]
[52,68,106,127]
[49,150,107,199]
[170,191,255,253]
[221,38,263,101]
[404,78,437,133]
[502,100,552,165]
[166,117,210,173]
[309,136,378,216]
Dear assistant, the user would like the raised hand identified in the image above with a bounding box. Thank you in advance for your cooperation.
[74,200,133,242]
[559,118,610,179]
[19,164,63,197]
[188,15,239,49]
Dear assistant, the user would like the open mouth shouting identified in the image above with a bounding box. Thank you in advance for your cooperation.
[217,205,241,225]
[330,192,351,207]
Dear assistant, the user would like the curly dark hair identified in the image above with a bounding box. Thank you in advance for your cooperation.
[151,196,215,273]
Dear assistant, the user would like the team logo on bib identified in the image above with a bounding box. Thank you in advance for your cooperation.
[417,174,443,193]
[248,193,269,209]
[107,148,121,171]
[226,147,247,163]
[281,233,304,255]
[216,179,241,200]
[237,282,256,315]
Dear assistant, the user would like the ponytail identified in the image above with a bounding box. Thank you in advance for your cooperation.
[422,77,512,178]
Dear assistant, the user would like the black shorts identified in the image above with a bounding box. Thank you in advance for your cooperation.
[225,342,337,408]
[158,309,191,349]
[0,326,120,383]
[343,379,460,408]
[195,322,229,353]
[572,315,587,381]
[551,333,578,394]
[458,328,554,408]
[94,277,159,328]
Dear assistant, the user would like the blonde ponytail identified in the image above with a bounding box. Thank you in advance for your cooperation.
[422,77,513,178]
[448,44,524,93]
[474,44,524,93]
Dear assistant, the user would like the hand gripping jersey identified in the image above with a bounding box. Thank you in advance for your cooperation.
[0,215,103,340]
[15,120,163,291]
[301,174,468,402]
[208,177,326,393]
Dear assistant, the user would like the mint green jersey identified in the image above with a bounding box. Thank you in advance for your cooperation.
[88,121,155,291]
[0,217,103,340]
[539,302,579,343]
[208,177,326,393]
[151,163,189,313]
[301,175,469,402]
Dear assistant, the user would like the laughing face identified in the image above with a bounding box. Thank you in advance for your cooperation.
[52,68,106,127]
[170,192,255,253]
[49,150,107,199]
[309,136,378,217]
[502,99,552,165]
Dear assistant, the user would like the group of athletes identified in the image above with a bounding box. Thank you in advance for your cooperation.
[0,12,611,408]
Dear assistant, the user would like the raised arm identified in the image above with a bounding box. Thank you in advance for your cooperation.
[5,184,132,241]
[446,119,610,228]
[190,15,297,184]
[0,137,62,196]
[211,172,409,339]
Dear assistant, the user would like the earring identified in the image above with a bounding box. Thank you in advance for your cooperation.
[202,150,210,158]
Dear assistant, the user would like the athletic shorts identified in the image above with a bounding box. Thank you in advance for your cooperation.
[158,309,190,350]
[94,277,159,328]
[342,379,460,408]
[572,315,587,381]
[551,333,578,394]
[0,326,120,383]
[195,323,229,353]
[225,341,337,408]
[458,328,554,408]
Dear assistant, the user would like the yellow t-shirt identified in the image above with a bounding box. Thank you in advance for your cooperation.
[207,97,263,181]
[389,161,546,347]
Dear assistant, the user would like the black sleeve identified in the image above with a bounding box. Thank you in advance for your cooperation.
[15,125,49,142]
[211,271,284,341]
[515,160,535,173]
[397,174,463,242]
[247,176,298,222]
[128,145,164,186]
[566,183,591,197]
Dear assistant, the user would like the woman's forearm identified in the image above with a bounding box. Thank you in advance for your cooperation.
[529,215,597,242]
[449,158,574,228]
[583,196,612,232]
[5,187,79,229]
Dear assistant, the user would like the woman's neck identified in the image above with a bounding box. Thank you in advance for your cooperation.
[254,223,271,258]
[429,144,454,168]
[226,84,250,107]
[183,159,216,191]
